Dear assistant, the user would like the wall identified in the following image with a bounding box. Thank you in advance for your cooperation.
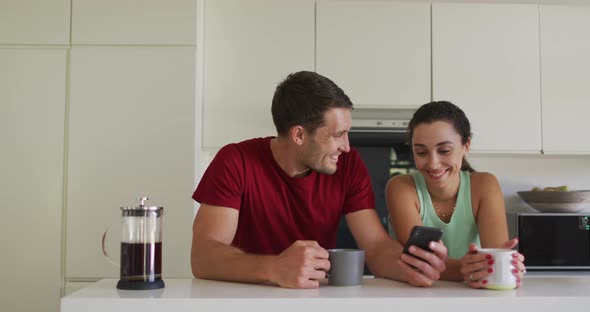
[470,154,590,213]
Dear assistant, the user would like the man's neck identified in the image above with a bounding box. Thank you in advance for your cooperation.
[270,137,311,178]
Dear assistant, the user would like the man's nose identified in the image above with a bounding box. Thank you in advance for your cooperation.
[341,134,350,153]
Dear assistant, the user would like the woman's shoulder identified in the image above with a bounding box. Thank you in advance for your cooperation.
[386,174,420,214]
[469,171,502,196]
[469,171,500,185]
[386,174,416,192]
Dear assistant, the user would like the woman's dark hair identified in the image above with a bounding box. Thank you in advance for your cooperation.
[271,71,353,136]
[408,101,475,172]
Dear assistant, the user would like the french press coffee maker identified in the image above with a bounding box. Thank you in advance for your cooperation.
[117,197,165,290]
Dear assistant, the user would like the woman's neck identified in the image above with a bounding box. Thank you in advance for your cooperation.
[427,172,461,202]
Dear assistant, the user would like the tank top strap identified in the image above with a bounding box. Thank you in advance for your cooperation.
[455,170,473,221]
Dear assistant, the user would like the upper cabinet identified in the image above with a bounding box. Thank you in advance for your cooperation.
[316,1,430,109]
[432,3,541,153]
[198,1,589,155]
[540,5,590,154]
[202,0,315,148]
[0,0,70,44]
[71,0,196,45]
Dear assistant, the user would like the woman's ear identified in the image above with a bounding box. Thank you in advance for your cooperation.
[464,137,472,155]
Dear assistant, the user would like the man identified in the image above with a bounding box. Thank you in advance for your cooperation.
[191,71,447,288]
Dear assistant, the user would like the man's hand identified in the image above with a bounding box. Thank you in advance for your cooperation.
[399,241,448,287]
[268,240,330,289]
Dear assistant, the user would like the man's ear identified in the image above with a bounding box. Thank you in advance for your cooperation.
[290,125,305,145]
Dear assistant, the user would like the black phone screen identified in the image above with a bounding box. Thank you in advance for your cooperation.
[403,225,444,254]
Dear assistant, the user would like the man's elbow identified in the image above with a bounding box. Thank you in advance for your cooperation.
[191,255,210,279]
[191,265,205,279]
[191,245,210,279]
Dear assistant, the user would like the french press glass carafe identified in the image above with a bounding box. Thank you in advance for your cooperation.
[117,197,165,290]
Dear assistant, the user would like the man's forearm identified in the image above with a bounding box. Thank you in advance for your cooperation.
[365,238,408,282]
[191,239,275,284]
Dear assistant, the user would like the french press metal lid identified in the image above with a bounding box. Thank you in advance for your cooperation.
[120,197,164,216]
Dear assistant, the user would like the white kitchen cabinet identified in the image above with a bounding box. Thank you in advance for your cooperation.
[540,5,590,154]
[432,3,541,153]
[316,1,430,109]
[0,0,70,44]
[66,46,195,279]
[0,48,67,312]
[202,0,315,148]
[71,0,196,45]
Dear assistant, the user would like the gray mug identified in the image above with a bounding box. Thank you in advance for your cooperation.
[327,249,365,286]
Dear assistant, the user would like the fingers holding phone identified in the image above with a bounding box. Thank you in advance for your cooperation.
[400,226,447,285]
[403,226,443,254]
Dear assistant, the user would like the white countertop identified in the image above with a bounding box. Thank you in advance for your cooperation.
[61,275,590,312]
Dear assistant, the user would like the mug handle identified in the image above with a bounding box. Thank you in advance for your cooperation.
[101,224,120,267]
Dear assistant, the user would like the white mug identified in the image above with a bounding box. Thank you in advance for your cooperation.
[478,248,517,290]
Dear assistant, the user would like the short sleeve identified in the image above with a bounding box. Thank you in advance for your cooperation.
[192,144,244,210]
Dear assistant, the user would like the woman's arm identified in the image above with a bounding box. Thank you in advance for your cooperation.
[385,175,422,244]
[471,172,509,247]
[463,172,525,288]
[437,173,511,284]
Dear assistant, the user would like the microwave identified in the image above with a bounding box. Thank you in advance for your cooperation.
[517,213,590,270]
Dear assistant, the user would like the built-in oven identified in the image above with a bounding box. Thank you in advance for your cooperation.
[335,109,416,269]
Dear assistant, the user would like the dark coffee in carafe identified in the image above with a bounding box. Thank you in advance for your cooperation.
[117,197,165,290]
[120,242,162,281]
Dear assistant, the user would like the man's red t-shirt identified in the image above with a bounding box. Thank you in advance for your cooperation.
[192,137,375,254]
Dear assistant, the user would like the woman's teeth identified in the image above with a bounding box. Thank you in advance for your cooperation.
[429,170,446,178]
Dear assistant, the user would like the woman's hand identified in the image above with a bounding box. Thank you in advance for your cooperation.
[399,241,448,287]
[460,239,526,289]
[459,244,494,288]
[502,238,526,288]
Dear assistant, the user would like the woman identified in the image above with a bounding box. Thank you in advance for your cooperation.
[386,101,525,288]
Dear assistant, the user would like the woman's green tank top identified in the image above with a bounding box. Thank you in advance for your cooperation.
[388,170,480,259]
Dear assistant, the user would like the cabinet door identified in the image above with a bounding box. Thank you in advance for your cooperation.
[67,47,195,279]
[317,1,430,109]
[0,0,70,44]
[202,0,314,148]
[432,3,541,153]
[0,48,66,312]
[540,5,590,154]
[71,0,196,45]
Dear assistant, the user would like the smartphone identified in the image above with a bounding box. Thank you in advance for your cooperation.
[403,225,444,254]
